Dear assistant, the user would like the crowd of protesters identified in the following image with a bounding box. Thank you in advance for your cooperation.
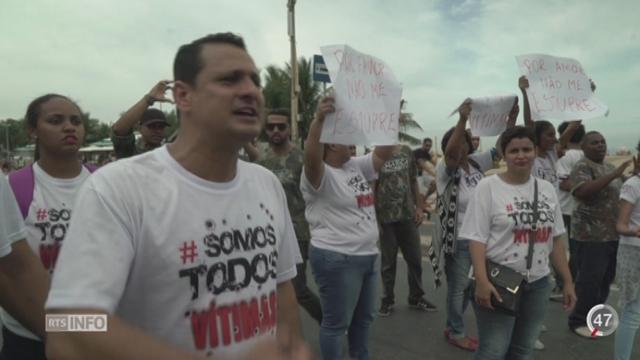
[0,31,638,360]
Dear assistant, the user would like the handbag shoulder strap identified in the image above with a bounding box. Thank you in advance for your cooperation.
[526,179,539,271]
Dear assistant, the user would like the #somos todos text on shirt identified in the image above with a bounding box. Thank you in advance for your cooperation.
[46,147,300,358]
[459,175,565,282]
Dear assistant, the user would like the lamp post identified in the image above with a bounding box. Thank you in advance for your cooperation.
[287,0,300,143]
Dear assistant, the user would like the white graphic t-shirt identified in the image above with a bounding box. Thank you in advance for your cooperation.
[532,149,559,189]
[0,175,25,258]
[459,175,565,282]
[300,153,379,255]
[1,162,90,340]
[619,176,640,247]
[436,150,494,230]
[46,147,299,358]
[556,149,583,215]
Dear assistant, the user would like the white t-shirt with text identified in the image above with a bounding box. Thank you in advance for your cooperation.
[300,153,379,255]
[436,151,494,231]
[46,147,299,358]
[1,162,90,340]
[459,175,565,282]
[619,176,640,247]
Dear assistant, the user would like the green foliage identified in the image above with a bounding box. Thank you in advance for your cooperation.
[83,113,111,144]
[398,99,423,145]
[262,57,322,145]
[0,118,29,151]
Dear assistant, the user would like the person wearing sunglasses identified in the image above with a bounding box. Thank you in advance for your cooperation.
[247,108,323,325]
[111,80,173,159]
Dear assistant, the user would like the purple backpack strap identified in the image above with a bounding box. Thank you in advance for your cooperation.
[8,163,97,219]
[84,164,99,173]
[8,165,35,219]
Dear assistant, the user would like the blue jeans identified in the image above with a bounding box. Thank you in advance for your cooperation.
[445,240,472,339]
[615,297,640,360]
[472,276,552,360]
[309,245,378,360]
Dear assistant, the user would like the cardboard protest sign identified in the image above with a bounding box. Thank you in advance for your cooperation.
[516,54,608,121]
[466,95,517,136]
[319,45,402,145]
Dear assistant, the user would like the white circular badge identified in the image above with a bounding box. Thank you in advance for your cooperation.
[586,304,619,337]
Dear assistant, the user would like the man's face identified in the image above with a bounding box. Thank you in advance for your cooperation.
[423,141,432,152]
[471,136,480,150]
[176,43,264,144]
[265,114,290,146]
[140,122,167,146]
[582,133,607,163]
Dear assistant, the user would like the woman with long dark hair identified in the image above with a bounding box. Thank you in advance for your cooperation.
[3,94,93,360]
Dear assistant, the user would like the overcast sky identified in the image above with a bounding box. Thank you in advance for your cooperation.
[1,0,638,151]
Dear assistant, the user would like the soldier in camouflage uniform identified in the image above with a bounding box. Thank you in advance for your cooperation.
[111,80,172,159]
[376,144,437,316]
[246,108,323,324]
[568,131,632,337]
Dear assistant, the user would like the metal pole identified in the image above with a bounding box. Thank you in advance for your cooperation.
[287,0,299,143]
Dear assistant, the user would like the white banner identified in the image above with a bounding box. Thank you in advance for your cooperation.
[467,95,517,136]
[319,45,402,145]
[516,54,608,121]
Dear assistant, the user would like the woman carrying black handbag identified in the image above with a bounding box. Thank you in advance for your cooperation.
[459,126,577,360]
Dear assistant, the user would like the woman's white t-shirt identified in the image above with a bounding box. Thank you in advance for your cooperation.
[459,175,565,282]
[532,149,559,189]
[300,153,379,255]
[619,176,640,247]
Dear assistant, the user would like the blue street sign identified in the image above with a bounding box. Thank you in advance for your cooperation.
[313,54,331,83]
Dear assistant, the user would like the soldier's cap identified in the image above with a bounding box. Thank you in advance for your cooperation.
[140,108,170,127]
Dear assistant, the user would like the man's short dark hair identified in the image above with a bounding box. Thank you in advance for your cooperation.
[423,138,432,144]
[500,126,536,154]
[141,108,166,123]
[173,32,246,86]
[557,121,586,144]
[266,108,291,125]
[581,131,602,145]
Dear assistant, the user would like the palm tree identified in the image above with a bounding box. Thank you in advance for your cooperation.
[398,99,423,145]
[262,57,322,145]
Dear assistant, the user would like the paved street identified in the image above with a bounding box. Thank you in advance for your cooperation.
[299,223,640,360]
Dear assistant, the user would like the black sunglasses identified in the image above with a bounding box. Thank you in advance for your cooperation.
[265,123,288,131]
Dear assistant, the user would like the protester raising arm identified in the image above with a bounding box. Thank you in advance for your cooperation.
[303,95,334,189]
[518,76,534,128]
[443,99,472,170]
[112,80,173,136]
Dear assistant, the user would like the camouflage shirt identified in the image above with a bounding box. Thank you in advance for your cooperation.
[111,131,157,159]
[375,146,418,223]
[570,158,622,242]
[257,146,310,243]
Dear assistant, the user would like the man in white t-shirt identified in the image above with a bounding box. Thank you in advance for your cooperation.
[45,33,309,360]
[0,175,50,340]
[555,121,585,281]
